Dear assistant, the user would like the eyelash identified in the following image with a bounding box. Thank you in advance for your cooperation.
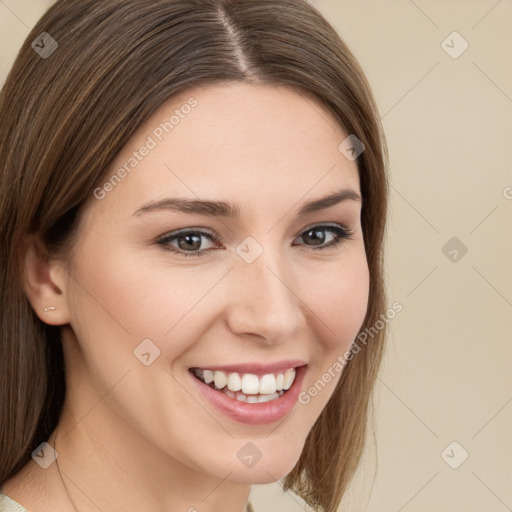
[157,224,354,258]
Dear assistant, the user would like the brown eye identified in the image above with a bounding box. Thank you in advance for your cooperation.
[157,224,353,258]
[158,229,220,257]
[295,225,353,250]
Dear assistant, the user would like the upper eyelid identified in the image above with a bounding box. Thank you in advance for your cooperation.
[161,222,349,236]
[159,223,352,245]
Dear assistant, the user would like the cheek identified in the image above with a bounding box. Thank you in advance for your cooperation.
[293,253,369,411]
[311,249,370,353]
[65,247,214,456]
[70,243,212,355]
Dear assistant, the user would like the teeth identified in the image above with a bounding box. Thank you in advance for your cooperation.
[192,367,297,398]
[221,387,285,403]
[241,374,260,394]
[283,369,295,390]
[214,371,227,389]
[258,374,276,394]
[257,392,279,403]
[227,372,242,392]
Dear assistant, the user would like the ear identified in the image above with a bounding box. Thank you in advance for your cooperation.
[21,234,72,326]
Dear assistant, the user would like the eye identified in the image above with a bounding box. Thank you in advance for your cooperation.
[157,224,354,258]
[294,224,353,250]
[158,229,220,258]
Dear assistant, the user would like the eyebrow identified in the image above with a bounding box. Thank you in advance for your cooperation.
[132,188,362,219]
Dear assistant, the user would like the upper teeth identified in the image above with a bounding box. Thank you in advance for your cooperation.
[193,368,296,395]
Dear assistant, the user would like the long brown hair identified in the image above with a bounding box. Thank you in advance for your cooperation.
[0,1,389,510]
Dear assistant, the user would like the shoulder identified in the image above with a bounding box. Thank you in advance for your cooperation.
[0,459,58,512]
[0,490,29,512]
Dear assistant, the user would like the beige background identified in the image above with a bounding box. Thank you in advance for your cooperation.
[1,1,511,511]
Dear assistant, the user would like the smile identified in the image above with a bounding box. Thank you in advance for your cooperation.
[191,367,297,404]
[187,360,308,424]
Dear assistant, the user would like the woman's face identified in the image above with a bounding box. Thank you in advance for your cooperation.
[58,83,369,484]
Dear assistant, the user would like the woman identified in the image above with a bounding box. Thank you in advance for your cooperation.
[0,1,389,511]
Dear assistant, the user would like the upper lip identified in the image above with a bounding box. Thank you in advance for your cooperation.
[190,360,307,375]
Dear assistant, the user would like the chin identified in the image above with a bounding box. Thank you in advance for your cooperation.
[222,452,302,485]
[227,468,292,485]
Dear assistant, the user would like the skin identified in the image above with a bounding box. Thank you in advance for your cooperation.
[5,83,369,512]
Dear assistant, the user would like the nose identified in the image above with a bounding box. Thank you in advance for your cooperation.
[224,244,305,345]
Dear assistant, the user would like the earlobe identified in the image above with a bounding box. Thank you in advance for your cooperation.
[21,234,71,326]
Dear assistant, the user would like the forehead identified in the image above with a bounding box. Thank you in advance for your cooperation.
[89,82,360,222]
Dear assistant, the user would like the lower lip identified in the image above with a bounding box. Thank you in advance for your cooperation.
[188,366,307,425]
